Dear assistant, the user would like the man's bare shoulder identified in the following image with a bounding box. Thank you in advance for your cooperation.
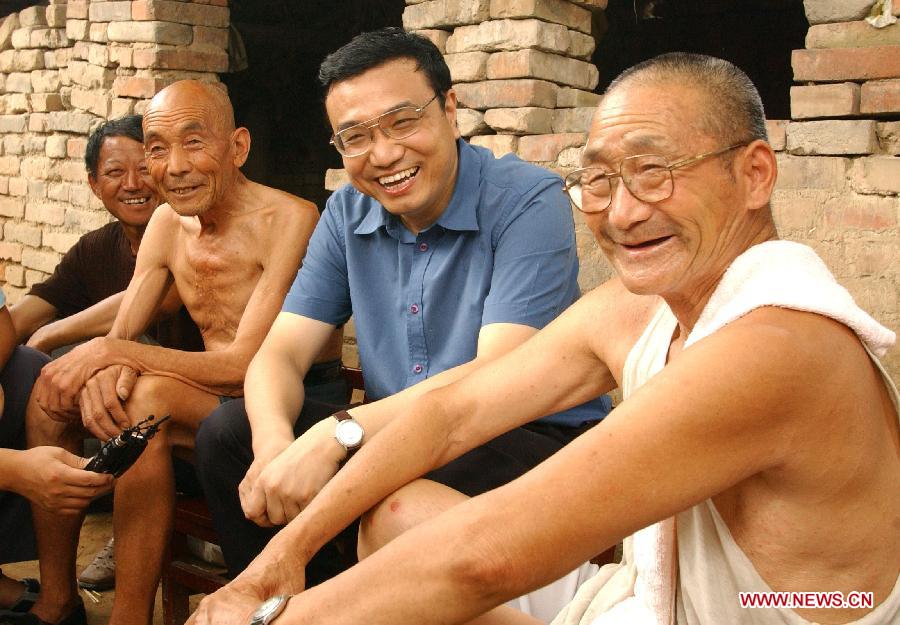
[675,306,890,434]
[247,182,319,225]
[578,277,665,362]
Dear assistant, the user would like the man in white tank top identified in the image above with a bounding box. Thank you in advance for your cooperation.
[188,54,898,625]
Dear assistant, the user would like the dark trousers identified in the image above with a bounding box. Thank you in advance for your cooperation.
[194,393,593,581]
[0,347,50,564]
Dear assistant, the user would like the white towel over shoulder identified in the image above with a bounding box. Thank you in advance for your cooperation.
[686,240,895,356]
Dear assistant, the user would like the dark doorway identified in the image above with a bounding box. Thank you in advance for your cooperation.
[223,1,405,210]
[591,0,809,119]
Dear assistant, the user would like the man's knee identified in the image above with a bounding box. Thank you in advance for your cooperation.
[123,375,176,423]
[358,479,466,560]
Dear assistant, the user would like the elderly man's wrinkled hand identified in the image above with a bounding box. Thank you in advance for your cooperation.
[34,337,115,420]
[78,365,138,440]
[187,579,276,625]
[240,419,343,527]
[17,446,113,513]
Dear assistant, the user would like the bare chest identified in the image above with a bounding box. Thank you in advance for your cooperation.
[170,233,263,345]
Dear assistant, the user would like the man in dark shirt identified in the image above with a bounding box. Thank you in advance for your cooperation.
[10,115,203,354]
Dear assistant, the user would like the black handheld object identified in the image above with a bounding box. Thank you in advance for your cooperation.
[84,415,171,477]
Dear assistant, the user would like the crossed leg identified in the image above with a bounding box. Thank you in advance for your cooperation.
[26,375,219,625]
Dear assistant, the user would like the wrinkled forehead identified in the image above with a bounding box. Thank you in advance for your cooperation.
[583,84,705,164]
[144,100,216,131]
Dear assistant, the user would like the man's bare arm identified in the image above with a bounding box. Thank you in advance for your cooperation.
[31,208,176,419]
[23,292,124,354]
[242,318,542,528]
[9,295,58,345]
[275,313,841,625]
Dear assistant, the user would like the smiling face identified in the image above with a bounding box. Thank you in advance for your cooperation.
[88,135,159,228]
[583,82,749,299]
[325,58,461,233]
[142,81,247,217]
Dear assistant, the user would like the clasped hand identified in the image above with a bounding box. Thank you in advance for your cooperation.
[34,337,118,420]
[239,419,344,527]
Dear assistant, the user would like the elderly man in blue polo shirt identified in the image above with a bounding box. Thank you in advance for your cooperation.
[193,27,610,595]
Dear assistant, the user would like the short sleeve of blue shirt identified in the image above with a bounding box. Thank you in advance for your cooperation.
[282,204,352,326]
[480,172,579,329]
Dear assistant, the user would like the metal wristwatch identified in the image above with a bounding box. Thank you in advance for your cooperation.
[248,594,290,625]
[333,409,364,458]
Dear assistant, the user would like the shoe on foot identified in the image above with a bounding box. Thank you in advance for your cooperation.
[0,578,40,617]
[77,537,114,591]
[0,601,86,625]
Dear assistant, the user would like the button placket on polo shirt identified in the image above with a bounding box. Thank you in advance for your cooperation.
[405,230,436,384]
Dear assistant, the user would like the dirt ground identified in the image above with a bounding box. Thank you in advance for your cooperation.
[3,511,202,625]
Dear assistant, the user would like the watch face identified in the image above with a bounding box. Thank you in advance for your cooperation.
[252,595,289,625]
[335,418,364,448]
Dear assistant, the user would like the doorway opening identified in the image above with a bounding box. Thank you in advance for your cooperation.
[590,0,809,119]
[222,1,405,210]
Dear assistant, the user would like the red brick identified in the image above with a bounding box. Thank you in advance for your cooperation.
[849,156,900,194]
[403,0,490,30]
[490,0,592,34]
[823,194,897,230]
[517,132,585,162]
[67,137,87,159]
[775,155,849,191]
[806,20,900,49]
[0,197,25,218]
[67,0,89,20]
[792,46,900,82]
[765,120,787,151]
[132,46,228,72]
[131,0,229,28]
[860,79,900,114]
[790,83,859,119]
[410,29,449,53]
[0,242,23,262]
[112,75,168,98]
[455,79,558,109]
[469,134,518,157]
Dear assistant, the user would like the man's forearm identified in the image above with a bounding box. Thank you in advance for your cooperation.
[29,293,124,352]
[97,337,249,395]
[244,351,307,455]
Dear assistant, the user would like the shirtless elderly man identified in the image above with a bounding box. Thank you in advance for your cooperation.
[18,80,340,625]
[192,54,898,625]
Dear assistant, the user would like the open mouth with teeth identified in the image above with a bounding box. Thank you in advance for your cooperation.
[168,186,202,197]
[120,197,152,206]
[378,166,419,193]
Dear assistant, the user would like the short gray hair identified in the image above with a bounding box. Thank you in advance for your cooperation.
[607,53,768,147]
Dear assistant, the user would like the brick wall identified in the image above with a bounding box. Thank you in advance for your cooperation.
[776,0,900,378]
[1,0,897,381]
[0,0,228,301]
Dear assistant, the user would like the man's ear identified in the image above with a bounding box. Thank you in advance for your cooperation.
[739,139,777,212]
[87,173,101,199]
[443,88,461,140]
[231,127,251,168]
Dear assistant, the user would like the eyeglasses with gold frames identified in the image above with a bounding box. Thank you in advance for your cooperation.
[564,143,749,213]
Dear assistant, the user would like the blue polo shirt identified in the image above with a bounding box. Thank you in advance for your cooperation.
[284,140,610,425]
